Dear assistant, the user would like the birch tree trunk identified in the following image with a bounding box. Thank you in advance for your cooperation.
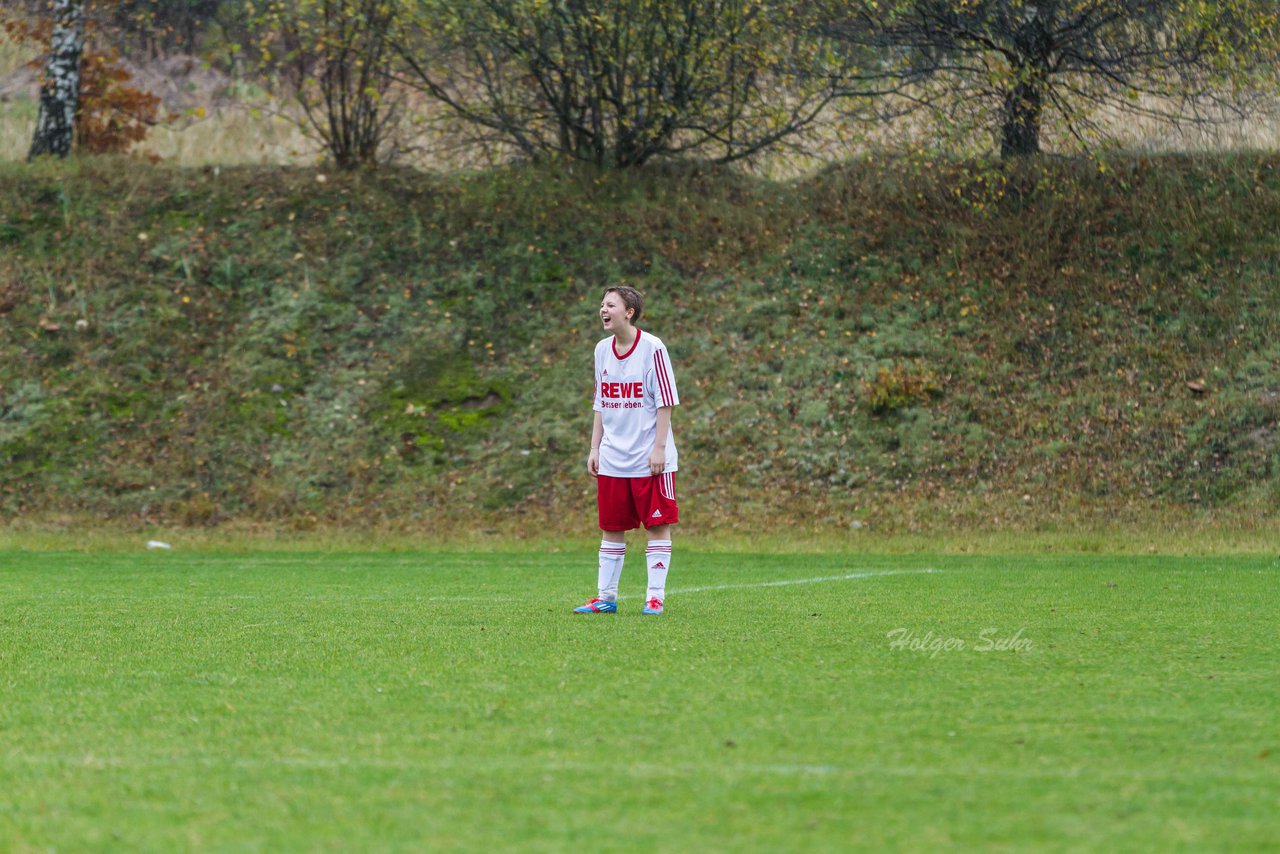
[28,0,86,160]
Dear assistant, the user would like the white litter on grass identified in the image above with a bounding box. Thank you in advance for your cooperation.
[146,541,173,550]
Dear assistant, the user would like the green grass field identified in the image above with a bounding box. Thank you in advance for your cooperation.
[1,547,1275,851]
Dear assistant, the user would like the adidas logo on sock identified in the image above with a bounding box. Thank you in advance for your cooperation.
[653,561,665,569]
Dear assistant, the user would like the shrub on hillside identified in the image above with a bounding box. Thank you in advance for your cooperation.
[861,363,943,415]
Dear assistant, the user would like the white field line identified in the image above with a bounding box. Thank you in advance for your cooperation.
[4,752,845,777]
[647,567,942,598]
[414,567,944,603]
[9,752,1224,783]
[411,567,943,602]
[10,564,943,604]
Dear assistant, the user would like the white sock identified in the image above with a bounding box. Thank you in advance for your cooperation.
[645,539,672,602]
[598,539,626,601]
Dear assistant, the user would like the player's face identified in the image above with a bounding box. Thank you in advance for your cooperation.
[600,293,632,333]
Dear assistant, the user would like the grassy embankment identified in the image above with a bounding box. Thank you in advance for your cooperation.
[2,154,1280,541]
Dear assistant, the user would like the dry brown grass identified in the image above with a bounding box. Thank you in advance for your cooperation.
[0,26,26,76]
[0,97,322,166]
[0,25,34,158]
[141,105,321,166]
[1098,97,1280,153]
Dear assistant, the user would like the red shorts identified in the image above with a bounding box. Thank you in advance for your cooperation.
[597,473,680,531]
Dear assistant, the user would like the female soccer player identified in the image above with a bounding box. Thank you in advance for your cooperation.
[574,286,679,616]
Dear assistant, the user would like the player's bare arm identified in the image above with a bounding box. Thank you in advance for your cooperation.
[649,406,672,475]
[589,410,604,477]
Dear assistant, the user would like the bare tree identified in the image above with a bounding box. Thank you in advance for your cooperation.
[28,0,86,160]
[820,0,1279,157]
[249,0,406,170]
[395,0,845,168]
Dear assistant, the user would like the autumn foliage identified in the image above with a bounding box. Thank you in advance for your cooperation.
[74,44,163,154]
[5,10,164,156]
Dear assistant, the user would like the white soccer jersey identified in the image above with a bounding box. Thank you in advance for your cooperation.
[594,330,679,478]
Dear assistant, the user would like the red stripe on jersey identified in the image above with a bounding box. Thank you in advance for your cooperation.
[654,349,674,407]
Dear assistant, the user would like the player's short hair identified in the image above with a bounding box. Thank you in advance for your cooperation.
[603,285,644,324]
